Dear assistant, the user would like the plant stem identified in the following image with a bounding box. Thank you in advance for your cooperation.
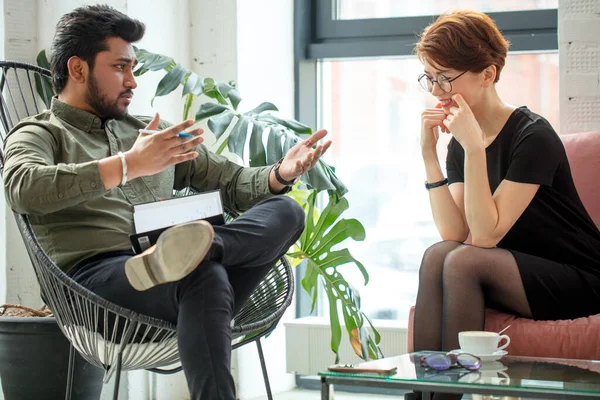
[215,137,229,155]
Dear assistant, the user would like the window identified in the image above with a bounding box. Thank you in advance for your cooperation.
[336,0,559,19]
[295,0,558,323]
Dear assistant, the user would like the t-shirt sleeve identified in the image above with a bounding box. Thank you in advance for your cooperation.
[505,127,562,186]
[446,138,464,184]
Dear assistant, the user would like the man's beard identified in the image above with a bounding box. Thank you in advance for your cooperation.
[86,74,131,120]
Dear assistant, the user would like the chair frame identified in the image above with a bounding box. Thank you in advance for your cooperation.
[0,60,294,400]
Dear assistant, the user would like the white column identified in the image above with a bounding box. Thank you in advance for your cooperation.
[1,0,42,307]
[235,0,296,398]
[559,0,600,134]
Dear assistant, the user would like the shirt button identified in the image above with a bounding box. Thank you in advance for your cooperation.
[91,182,97,188]
[58,193,64,199]
[130,194,137,199]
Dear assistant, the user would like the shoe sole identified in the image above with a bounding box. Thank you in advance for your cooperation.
[125,220,214,291]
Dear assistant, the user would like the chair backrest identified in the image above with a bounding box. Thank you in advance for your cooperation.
[0,61,53,141]
[561,131,600,229]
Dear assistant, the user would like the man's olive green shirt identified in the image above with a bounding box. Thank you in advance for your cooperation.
[3,98,274,273]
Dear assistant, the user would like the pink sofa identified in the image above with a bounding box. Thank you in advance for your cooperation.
[408,130,600,360]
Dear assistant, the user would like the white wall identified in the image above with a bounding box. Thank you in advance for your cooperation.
[559,0,600,134]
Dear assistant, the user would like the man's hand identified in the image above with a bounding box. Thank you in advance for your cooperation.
[279,129,332,181]
[268,129,332,193]
[125,113,204,180]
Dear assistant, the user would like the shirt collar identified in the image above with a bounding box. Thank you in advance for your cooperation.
[51,97,104,132]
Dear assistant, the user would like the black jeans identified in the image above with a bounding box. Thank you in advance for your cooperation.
[69,196,305,400]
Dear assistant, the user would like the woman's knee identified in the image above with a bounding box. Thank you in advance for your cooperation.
[420,240,463,278]
[442,245,483,280]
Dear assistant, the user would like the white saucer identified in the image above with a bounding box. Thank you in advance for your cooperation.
[450,349,508,363]
[478,361,508,372]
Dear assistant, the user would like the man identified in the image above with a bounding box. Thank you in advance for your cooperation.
[2,5,331,399]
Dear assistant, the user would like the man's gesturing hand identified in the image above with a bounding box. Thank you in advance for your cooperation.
[125,113,204,180]
[277,129,332,182]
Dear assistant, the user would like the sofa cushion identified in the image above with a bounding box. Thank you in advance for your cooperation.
[407,306,600,360]
[562,131,600,228]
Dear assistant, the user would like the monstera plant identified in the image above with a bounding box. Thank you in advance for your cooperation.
[36,49,381,362]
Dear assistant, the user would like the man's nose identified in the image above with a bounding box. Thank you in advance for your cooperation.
[126,70,137,89]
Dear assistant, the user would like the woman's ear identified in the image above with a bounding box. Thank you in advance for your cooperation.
[66,56,88,84]
[481,65,497,88]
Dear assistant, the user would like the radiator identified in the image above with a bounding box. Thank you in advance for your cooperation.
[284,316,408,375]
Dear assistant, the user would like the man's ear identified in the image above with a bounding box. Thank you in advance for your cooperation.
[481,65,497,88]
[66,56,88,84]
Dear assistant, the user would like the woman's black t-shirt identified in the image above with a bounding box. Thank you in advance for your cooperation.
[446,106,600,277]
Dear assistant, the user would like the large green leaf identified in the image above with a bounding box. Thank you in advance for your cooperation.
[249,102,278,115]
[227,118,249,159]
[133,47,175,76]
[290,191,380,363]
[248,123,266,167]
[195,103,229,121]
[260,114,312,134]
[203,78,228,105]
[265,126,285,164]
[152,64,189,104]
[182,73,204,97]
[228,89,242,110]
[207,111,235,139]
[34,50,55,108]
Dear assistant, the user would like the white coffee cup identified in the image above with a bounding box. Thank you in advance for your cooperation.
[458,331,510,355]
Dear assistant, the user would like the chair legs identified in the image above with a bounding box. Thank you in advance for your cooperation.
[256,338,273,400]
[113,353,123,400]
[65,344,76,400]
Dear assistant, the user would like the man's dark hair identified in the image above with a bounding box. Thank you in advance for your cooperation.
[50,4,145,93]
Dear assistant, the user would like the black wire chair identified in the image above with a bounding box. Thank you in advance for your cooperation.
[0,61,294,400]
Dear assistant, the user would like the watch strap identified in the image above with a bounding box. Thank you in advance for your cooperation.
[273,158,299,186]
[425,178,448,190]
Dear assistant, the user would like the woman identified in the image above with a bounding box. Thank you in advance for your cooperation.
[411,9,600,400]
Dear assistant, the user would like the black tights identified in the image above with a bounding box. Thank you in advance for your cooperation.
[412,241,533,400]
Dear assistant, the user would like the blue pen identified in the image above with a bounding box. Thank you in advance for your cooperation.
[139,129,193,138]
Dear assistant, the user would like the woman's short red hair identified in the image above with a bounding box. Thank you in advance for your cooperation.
[416,10,510,83]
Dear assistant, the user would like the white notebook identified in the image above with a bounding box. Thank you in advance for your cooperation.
[130,190,224,253]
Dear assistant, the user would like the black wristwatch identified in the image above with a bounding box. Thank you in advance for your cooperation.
[273,158,299,186]
[425,178,448,190]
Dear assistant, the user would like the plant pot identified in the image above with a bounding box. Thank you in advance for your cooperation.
[0,316,104,400]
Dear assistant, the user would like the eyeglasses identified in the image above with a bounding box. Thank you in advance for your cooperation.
[420,352,481,371]
[418,71,468,93]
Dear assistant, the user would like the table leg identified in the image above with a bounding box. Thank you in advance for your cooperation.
[422,392,432,400]
[320,377,330,400]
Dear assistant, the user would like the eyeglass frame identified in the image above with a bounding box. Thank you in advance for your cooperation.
[419,351,482,371]
[418,70,468,93]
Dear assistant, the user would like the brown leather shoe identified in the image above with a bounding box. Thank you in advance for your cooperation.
[125,220,214,291]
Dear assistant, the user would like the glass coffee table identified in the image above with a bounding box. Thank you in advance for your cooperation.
[319,352,600,399]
